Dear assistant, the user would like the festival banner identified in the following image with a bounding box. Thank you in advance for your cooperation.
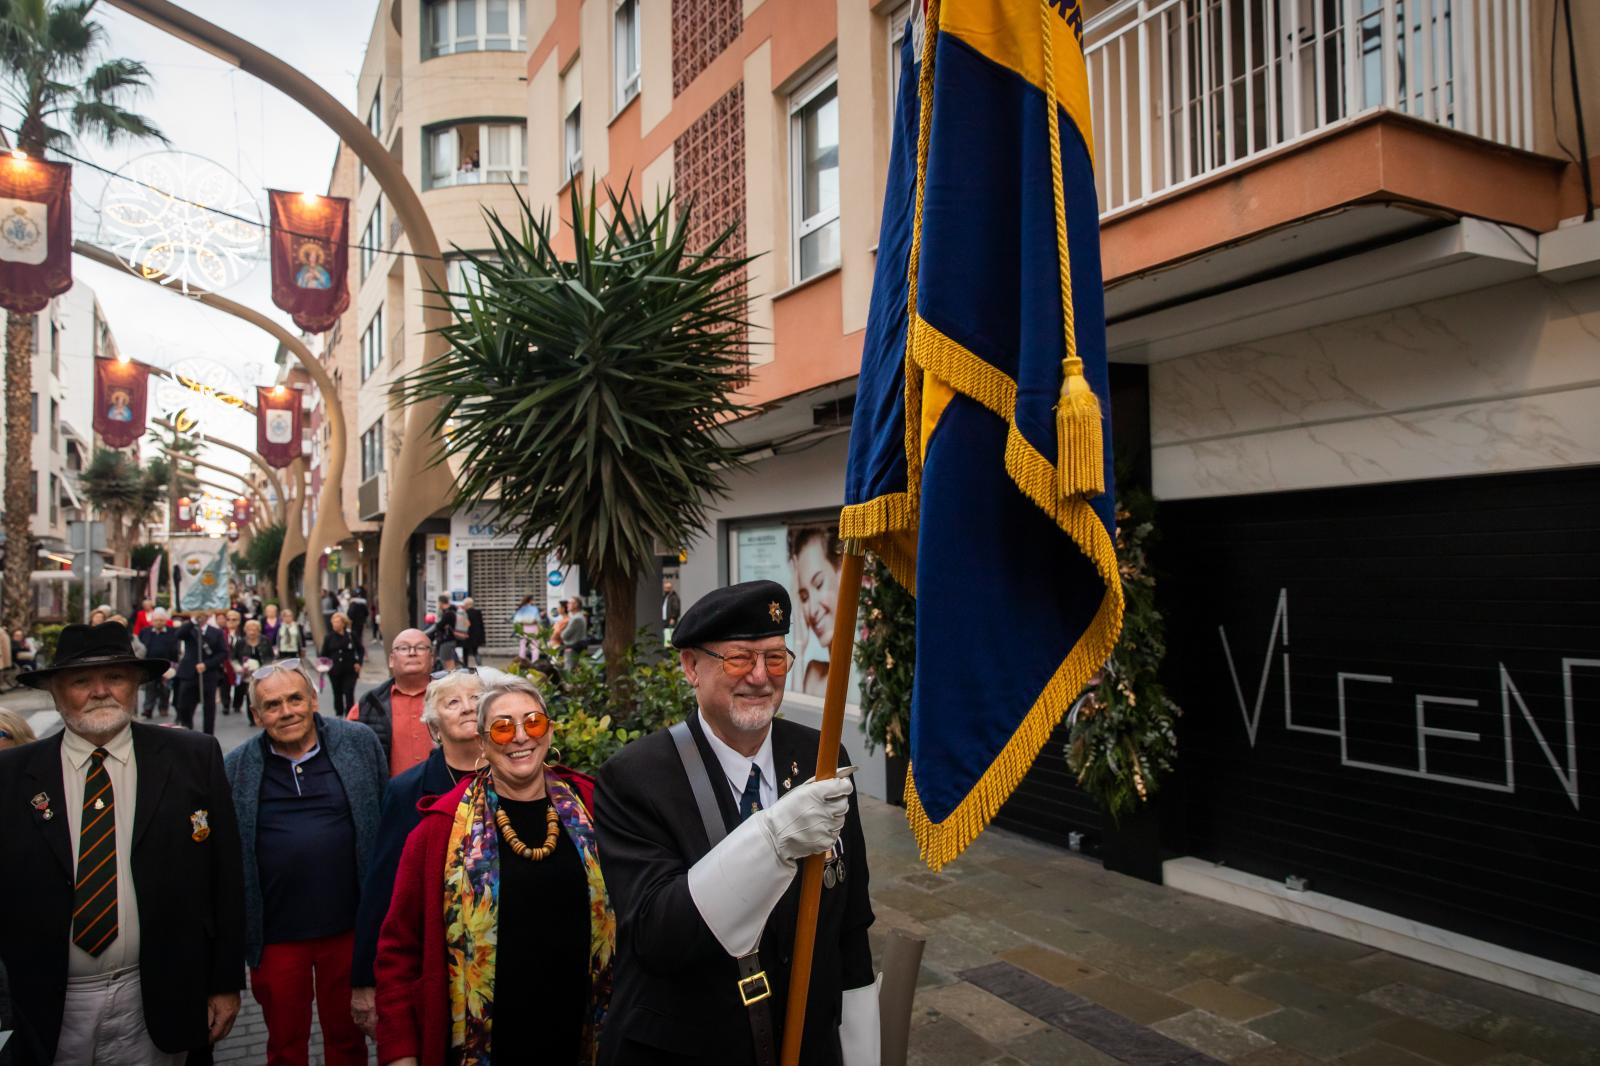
[232,497,253,525]
[840,0,1121,869]
[256,386,303,469]
[172,495,199,533]
[92,357,151,448]
[267,189,350,333]
[0,155,72,314]
[172,537,234,612]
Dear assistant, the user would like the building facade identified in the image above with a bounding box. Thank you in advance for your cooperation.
[520,0,1600,1000]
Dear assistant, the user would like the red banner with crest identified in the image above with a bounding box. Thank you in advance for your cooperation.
[232,497,253,525]
[172,495,199,533]
[0,156,72,314]
[93,357,150,448]
[268,189,350,334]
[256,386,303,469]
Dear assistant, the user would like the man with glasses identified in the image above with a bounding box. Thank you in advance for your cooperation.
[595,580,879,1066]
[223,658,386,1066]
[347,628,436,776]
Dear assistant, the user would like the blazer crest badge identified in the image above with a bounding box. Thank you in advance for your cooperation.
[190,808,210,842]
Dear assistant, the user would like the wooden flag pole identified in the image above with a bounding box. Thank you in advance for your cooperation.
[781,539,866,1066]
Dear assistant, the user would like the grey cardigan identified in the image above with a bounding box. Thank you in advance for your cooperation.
[223,714,388,967]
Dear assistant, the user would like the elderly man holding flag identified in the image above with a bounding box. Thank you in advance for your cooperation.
[845,0,1121,865]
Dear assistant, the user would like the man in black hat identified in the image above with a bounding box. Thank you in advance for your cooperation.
[0,621,246,1065]
[595,580,879,1066]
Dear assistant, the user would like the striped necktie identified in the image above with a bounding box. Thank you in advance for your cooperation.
[73,748,119,957]
[738,764,763,822]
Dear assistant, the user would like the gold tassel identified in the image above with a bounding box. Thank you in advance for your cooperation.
[1056,356,1104,499]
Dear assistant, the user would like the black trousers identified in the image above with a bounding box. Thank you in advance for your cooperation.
[329,671,357,717]
[174,672,221,734]
[142,678,170,716]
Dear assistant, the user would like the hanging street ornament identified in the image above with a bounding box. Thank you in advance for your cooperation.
[154,356,254,418]
[96,151,262,295]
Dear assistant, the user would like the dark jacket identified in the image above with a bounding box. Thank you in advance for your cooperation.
[594,715,874,1066]
[349,746,457,987]
[223,715,388,968]
[175,621,228,680]
[230,636,274,670]
[353,677,397,763]
[320,630,364,677]
[464,607,486,650]
[140,625,182,668]
[0,724,246,1065]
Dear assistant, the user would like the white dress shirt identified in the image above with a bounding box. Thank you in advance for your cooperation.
[697,710,776,812]
[61,722,142,977]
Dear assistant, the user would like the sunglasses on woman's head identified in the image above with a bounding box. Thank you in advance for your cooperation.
[484,711,551,745]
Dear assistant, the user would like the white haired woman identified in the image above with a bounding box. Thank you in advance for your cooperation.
[375,672,614,1066]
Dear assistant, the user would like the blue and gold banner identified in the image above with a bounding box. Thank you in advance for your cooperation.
[842,0,1121,869]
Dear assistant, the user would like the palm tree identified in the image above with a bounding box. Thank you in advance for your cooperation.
[398,182,754,680]
[76,449,171,565]
[0,0,166,629]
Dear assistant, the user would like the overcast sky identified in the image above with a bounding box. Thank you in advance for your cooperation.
[6,0,379,476]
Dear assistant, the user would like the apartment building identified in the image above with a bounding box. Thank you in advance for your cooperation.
[527,0,1600,1000]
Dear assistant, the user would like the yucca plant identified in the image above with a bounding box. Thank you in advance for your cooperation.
[397,181,756,680]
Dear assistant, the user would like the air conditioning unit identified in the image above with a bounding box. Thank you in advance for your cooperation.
[358,475,388,521]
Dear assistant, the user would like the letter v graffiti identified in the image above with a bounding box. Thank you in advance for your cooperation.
[1218,589,1289,748]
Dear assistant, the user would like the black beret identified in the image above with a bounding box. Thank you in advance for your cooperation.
[671,580,792,648]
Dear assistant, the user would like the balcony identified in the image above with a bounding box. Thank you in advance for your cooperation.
[358,474,388,521]
[1086,0,1535,219]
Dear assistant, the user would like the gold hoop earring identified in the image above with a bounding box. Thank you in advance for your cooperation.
[547,746,563,765]
[473,752,485,771]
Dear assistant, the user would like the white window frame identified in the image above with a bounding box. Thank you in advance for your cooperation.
[360,307,384,382]
[361,417,386,481]
[366,79,383,138]
[425,121,528,189]
[887,3,913,121]
[789,64,841,283]
[424,0,527,57]
[564,101,583,181]
[613,0,641,113]
[360,202,383,278]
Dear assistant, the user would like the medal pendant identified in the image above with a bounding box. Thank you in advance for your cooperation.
[823,863,838,890]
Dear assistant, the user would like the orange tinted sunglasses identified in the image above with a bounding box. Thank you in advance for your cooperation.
[696,647,795,678]
[484,711,551,745]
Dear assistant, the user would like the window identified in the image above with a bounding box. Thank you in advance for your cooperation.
[361,308,384,382]
[49,473,58,525]
[366,80,383,139]
[888,3,913,120]
[790,67,841,282]
[29,392,37,434]
[613,0,640,112]
[360,201,383,278]
[426,121,527,189]
[562,60,584,181]
[49,318,60,377]
[425,0,526,57]
[361,417,386,481]
[29,472,37,516]
[50,398,58,451]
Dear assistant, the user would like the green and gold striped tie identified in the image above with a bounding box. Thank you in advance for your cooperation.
[72,748,119,957]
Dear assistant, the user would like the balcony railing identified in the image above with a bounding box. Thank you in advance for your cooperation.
[1085,0,1533,217]
[358,474,388,521]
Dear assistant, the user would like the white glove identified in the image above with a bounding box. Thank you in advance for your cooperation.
[840,977,882,1066]
[687,776,854,957]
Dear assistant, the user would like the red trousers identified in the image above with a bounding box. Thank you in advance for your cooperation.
[249,929,368,1066]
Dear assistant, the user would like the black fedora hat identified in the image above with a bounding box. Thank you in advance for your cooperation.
[17,621,169,689]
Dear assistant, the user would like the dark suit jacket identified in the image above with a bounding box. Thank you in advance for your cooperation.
[595,715,874,1066]
[349,745,455,987]
[0,724,246,1065]
[175,621,228,680]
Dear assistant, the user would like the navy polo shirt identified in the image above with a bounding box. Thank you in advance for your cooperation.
[257,729,360,944]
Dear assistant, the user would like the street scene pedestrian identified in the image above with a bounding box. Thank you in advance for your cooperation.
[560,597,588,672]
[137,608,179,718]
[224,657,386,1066]
[173,610,228,734]
[0,622,244,1066]
[348,627,434,776]
[321,611,364,717]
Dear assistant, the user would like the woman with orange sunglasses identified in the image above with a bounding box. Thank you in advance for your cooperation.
[374,671,615,1066]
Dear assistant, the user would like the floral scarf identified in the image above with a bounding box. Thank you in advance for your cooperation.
[444,770,617,1064]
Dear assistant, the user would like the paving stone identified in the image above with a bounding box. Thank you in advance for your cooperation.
[1234,1047,1326,1066]
[907,1016,1006,1066]
[929,909,1033,954]
[1004,1028,1122,1066]
[1333,1043,1443,1066]
[876,883,963,922]
[992,907,1116,957]
[1371,1019,1500,1066]
[920,980,1050,1045]
[1154,1009,1276,1061]
[1069,973,1192,1024]
[1172,978,1282,1022]
[1236,970,1398,1030]
[999,944,1106,990]
[1359,983,1494,1030]
[1249,1007,1388,1060]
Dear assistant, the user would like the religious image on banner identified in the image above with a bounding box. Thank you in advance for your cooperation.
[267,189,350,333]
[172,495,198,533]
[232,497,252,525]
[256,386,303,468]
[0,156,72,314]
[172,537,234,612]
[92,357,150,448]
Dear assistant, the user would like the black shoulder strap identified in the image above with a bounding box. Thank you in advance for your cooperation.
[669,719,727,848]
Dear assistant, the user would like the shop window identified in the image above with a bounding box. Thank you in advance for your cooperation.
[425,0,526,57]
[789,65,840,282]
[426,121,527,189]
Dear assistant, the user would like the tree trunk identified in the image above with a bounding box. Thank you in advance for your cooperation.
[599,567,636,686]
[4,312,35,633]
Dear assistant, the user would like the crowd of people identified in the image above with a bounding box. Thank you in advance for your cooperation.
[0,579,878,1066]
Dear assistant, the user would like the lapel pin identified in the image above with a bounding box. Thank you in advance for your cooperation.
[32,792,53,819]
[93,797,105,811]
[190,808,210,842]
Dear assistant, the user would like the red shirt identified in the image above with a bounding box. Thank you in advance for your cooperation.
[345,683,431,777]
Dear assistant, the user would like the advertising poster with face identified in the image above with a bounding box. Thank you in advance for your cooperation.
[735,521,861,704]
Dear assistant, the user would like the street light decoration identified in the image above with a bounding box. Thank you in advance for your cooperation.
[97,151,262,294]
[268,189,350,333]
[0,154,72,313]
[256,385,303,469]
[93,356,151,448]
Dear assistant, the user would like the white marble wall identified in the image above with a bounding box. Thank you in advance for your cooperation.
[1150,277,1600,499]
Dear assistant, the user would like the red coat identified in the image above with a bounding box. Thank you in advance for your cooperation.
[374,768,597,1066]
